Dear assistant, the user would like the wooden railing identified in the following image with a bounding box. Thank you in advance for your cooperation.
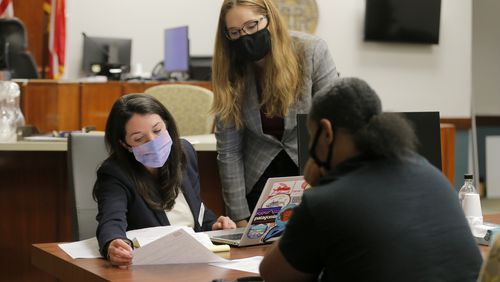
[19,80,212,132]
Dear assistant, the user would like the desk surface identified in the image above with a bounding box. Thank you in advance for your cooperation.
[32,243,268,282]
[32,214,500,282]
[0,134,216,152]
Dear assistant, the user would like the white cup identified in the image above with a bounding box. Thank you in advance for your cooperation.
[132,63,143,76]
[462,193,483,218]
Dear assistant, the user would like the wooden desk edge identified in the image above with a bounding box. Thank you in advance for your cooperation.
[32,243,107,282]
[32,242,268,282]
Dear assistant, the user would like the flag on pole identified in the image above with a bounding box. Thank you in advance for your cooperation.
[0,0,13,18]
[44,0,66,79]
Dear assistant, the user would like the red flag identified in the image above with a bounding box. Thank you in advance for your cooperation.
[45,0,66,79]
[0,0,13,18]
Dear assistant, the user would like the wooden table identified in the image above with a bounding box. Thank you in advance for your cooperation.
[32,243,268,282]
[32,214,500,281]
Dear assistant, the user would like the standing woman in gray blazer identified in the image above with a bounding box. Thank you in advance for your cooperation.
[212,0,338,226]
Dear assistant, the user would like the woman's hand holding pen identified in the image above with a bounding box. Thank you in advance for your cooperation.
[108,239,133,267]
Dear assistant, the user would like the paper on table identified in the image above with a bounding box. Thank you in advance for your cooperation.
[58,237,102,259]
[132,228,227,265]
[59,226,229,263]
[209,256,263,274]
[128,226,193,247]
[129,225,223,251]
[58,226,187,259]
[58,226,222,260]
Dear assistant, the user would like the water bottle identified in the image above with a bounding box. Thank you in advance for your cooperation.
[7,82,25,128]
[0,81,24,142]
[458,174,483,232]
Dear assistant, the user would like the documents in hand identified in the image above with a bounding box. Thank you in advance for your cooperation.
[58,226,227,265]
[132,228,226,265]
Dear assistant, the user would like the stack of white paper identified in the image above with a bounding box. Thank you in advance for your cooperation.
[57,225,261,273]
[58,226,226,264]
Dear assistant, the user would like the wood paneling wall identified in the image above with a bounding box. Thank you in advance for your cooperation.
[20,80,213,132]
[0,151,71,282]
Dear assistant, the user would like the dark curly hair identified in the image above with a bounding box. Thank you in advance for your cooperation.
[310,77,417,160]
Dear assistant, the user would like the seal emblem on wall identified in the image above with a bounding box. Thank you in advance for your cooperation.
[272,0,319,34]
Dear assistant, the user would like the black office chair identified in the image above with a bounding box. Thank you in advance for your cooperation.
[0,18,39,78]
[8,51,39,78]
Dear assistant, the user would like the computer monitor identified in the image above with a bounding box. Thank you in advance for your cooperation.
[297,112,442,174]
[164,26,189,74]
[81,33,132,80]
[189,56,212,81]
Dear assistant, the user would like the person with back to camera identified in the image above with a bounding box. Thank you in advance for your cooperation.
[93,94,236,267]
[212,0,338,227]
[260,77,482,282]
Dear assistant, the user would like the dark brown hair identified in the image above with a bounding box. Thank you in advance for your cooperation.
[93,94,186,211]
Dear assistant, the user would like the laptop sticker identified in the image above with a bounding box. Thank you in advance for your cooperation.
[263,194,290,208]
[275,204,296,227]
[263,225,285,242]
[247,224,268,239]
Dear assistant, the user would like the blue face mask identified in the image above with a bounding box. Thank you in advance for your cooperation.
[131,130,172,168]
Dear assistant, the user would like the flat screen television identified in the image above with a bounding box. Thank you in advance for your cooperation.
[81,33,132,79]
[364,0,441,44]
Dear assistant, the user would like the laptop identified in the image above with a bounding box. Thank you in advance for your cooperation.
[297,112,442,174]
[205,176,308,247]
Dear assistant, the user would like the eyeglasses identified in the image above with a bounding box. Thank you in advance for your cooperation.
[225,16,268,40]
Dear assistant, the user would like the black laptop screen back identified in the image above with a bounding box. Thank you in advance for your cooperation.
[296,112,442,174]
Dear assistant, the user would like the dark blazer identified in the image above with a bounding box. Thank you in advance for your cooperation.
[94,139,216,257]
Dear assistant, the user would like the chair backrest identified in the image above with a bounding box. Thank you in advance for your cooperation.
[9,51,39,78]
[0,18,27,53]
[68,133,108,241]
[144,84,214,136]
[478,236,500,282]
[0,18,39,78]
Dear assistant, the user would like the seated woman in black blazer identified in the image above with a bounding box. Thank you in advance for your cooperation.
[93,94,235,266]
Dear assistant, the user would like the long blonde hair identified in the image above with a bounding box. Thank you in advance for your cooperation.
[212,0,303,128]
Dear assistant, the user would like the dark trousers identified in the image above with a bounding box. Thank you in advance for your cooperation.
[246,150,298,214]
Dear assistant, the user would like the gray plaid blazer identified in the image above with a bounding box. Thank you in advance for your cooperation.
[215,32,338,220]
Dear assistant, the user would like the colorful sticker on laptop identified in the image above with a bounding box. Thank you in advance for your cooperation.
[252,207,281,224]
[247,224,268,239]
[275,204,296,227]
[269,182,293,196]
[263,225,285,242]
[262,194,290,208]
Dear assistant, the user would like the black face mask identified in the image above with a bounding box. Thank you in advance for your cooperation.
[230,28,271,62]
[309,124,335,170]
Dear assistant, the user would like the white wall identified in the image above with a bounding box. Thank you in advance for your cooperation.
[65,0,472,118]
[65,0,221,79]
[472,0,500,116]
